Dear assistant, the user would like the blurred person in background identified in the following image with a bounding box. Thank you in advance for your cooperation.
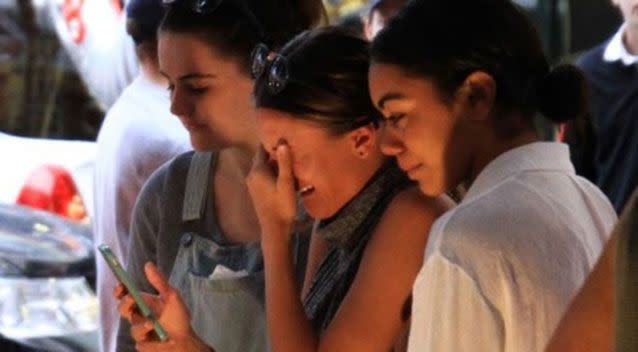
[49,0,140,111]
[92,0,190,350]
[567,0,638,212]
[364,0,406,41]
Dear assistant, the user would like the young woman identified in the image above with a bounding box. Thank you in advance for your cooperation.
[113,0,324,351]
[247,27,451,352]
[367,0,618,351]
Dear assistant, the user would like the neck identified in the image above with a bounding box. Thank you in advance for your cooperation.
[467,129,538,187]
[624,24,638,55]
[350,151,387,197]
[220,145,257,178]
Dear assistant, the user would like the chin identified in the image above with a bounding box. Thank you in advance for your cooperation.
[303,198,340,220]
[416,179,448,197]
[190,134,227,152]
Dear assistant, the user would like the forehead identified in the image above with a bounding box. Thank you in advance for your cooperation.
[369,63,443,104]
[158,31,239,75]
[256,109,330,144]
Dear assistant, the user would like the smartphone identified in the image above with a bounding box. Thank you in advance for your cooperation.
[97,244,169,342]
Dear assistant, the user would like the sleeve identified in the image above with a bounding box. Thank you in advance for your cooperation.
[115,165,168,352]
[408,253,505,352]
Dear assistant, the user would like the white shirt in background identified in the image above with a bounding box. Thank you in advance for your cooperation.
[92,74,190,352]
[407,142,616,352]
[603,24,638,66]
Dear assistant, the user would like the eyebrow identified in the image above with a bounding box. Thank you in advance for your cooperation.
[159,71,217,81]
[377,92,406,109]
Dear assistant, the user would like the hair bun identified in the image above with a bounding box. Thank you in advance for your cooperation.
[537,64,589,123]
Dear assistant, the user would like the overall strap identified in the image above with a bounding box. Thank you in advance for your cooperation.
[182,152,214,223]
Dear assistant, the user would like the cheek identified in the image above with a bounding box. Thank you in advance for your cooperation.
[293,144,342,184]
[404,111,463,181]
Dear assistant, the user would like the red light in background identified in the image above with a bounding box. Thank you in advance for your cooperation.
[16,165,88,222]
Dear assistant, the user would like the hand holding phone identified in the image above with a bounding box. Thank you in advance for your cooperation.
[98,244,169,341]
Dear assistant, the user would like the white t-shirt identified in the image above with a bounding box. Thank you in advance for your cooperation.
[407,142,616,352]
[92,74,190,352]
[49,0,139,111]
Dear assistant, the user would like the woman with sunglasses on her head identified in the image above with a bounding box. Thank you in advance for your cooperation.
[113,0,324,351]
[246,26,452,352]
[367,0,617,351]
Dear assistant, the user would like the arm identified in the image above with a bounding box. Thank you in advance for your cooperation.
[315,188,448,351]
[544,234,615,352]
[545,186,638,352]
[116,170,165,351]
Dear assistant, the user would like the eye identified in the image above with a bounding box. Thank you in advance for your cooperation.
[187,86,208,95]
[386,113,406,127]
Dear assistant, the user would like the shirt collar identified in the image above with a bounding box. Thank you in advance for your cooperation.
[463,142,574,203]
[604,24,638,66]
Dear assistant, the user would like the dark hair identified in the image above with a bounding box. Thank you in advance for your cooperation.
[159,0,325,75]
[337,12,365,39]
[254,26,381,135]
[371,0,588,135]
[126,0,165,45]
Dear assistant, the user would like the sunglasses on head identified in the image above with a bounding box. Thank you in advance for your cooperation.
[250,43,291,95]
[162,0,266,40]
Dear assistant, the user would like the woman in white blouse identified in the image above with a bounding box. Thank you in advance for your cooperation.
[368,0,617,351]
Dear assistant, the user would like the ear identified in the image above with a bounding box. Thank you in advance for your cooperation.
[347,123,377,159]
[454,71,496,123]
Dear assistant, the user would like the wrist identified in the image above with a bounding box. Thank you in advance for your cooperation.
[261,231,292,256]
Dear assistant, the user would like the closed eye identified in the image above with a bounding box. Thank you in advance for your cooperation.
[187,86,208,95]
[386,113,406,127]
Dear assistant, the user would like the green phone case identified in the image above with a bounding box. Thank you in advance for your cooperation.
[98,244,169,341]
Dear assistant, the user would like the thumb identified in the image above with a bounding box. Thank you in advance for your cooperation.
[276,143,294,192]
[144,262,172,298]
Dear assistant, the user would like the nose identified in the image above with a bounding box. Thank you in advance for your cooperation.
[169,87,191,118]
[379,124,406,156]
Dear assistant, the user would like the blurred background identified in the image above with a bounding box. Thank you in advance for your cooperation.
[0,0,623,141]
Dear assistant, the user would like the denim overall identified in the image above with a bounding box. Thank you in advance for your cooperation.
[168,152,269,352]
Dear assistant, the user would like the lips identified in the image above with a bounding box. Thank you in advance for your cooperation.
[180,118,207,131]
[298,185,315,196]
[398,161,422,179]
[294,177,315,196]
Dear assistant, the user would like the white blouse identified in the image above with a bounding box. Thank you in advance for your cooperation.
[407,142,617,352]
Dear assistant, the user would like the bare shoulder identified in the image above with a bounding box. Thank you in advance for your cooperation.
[370,186,453,247]
[384,186,453,226]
